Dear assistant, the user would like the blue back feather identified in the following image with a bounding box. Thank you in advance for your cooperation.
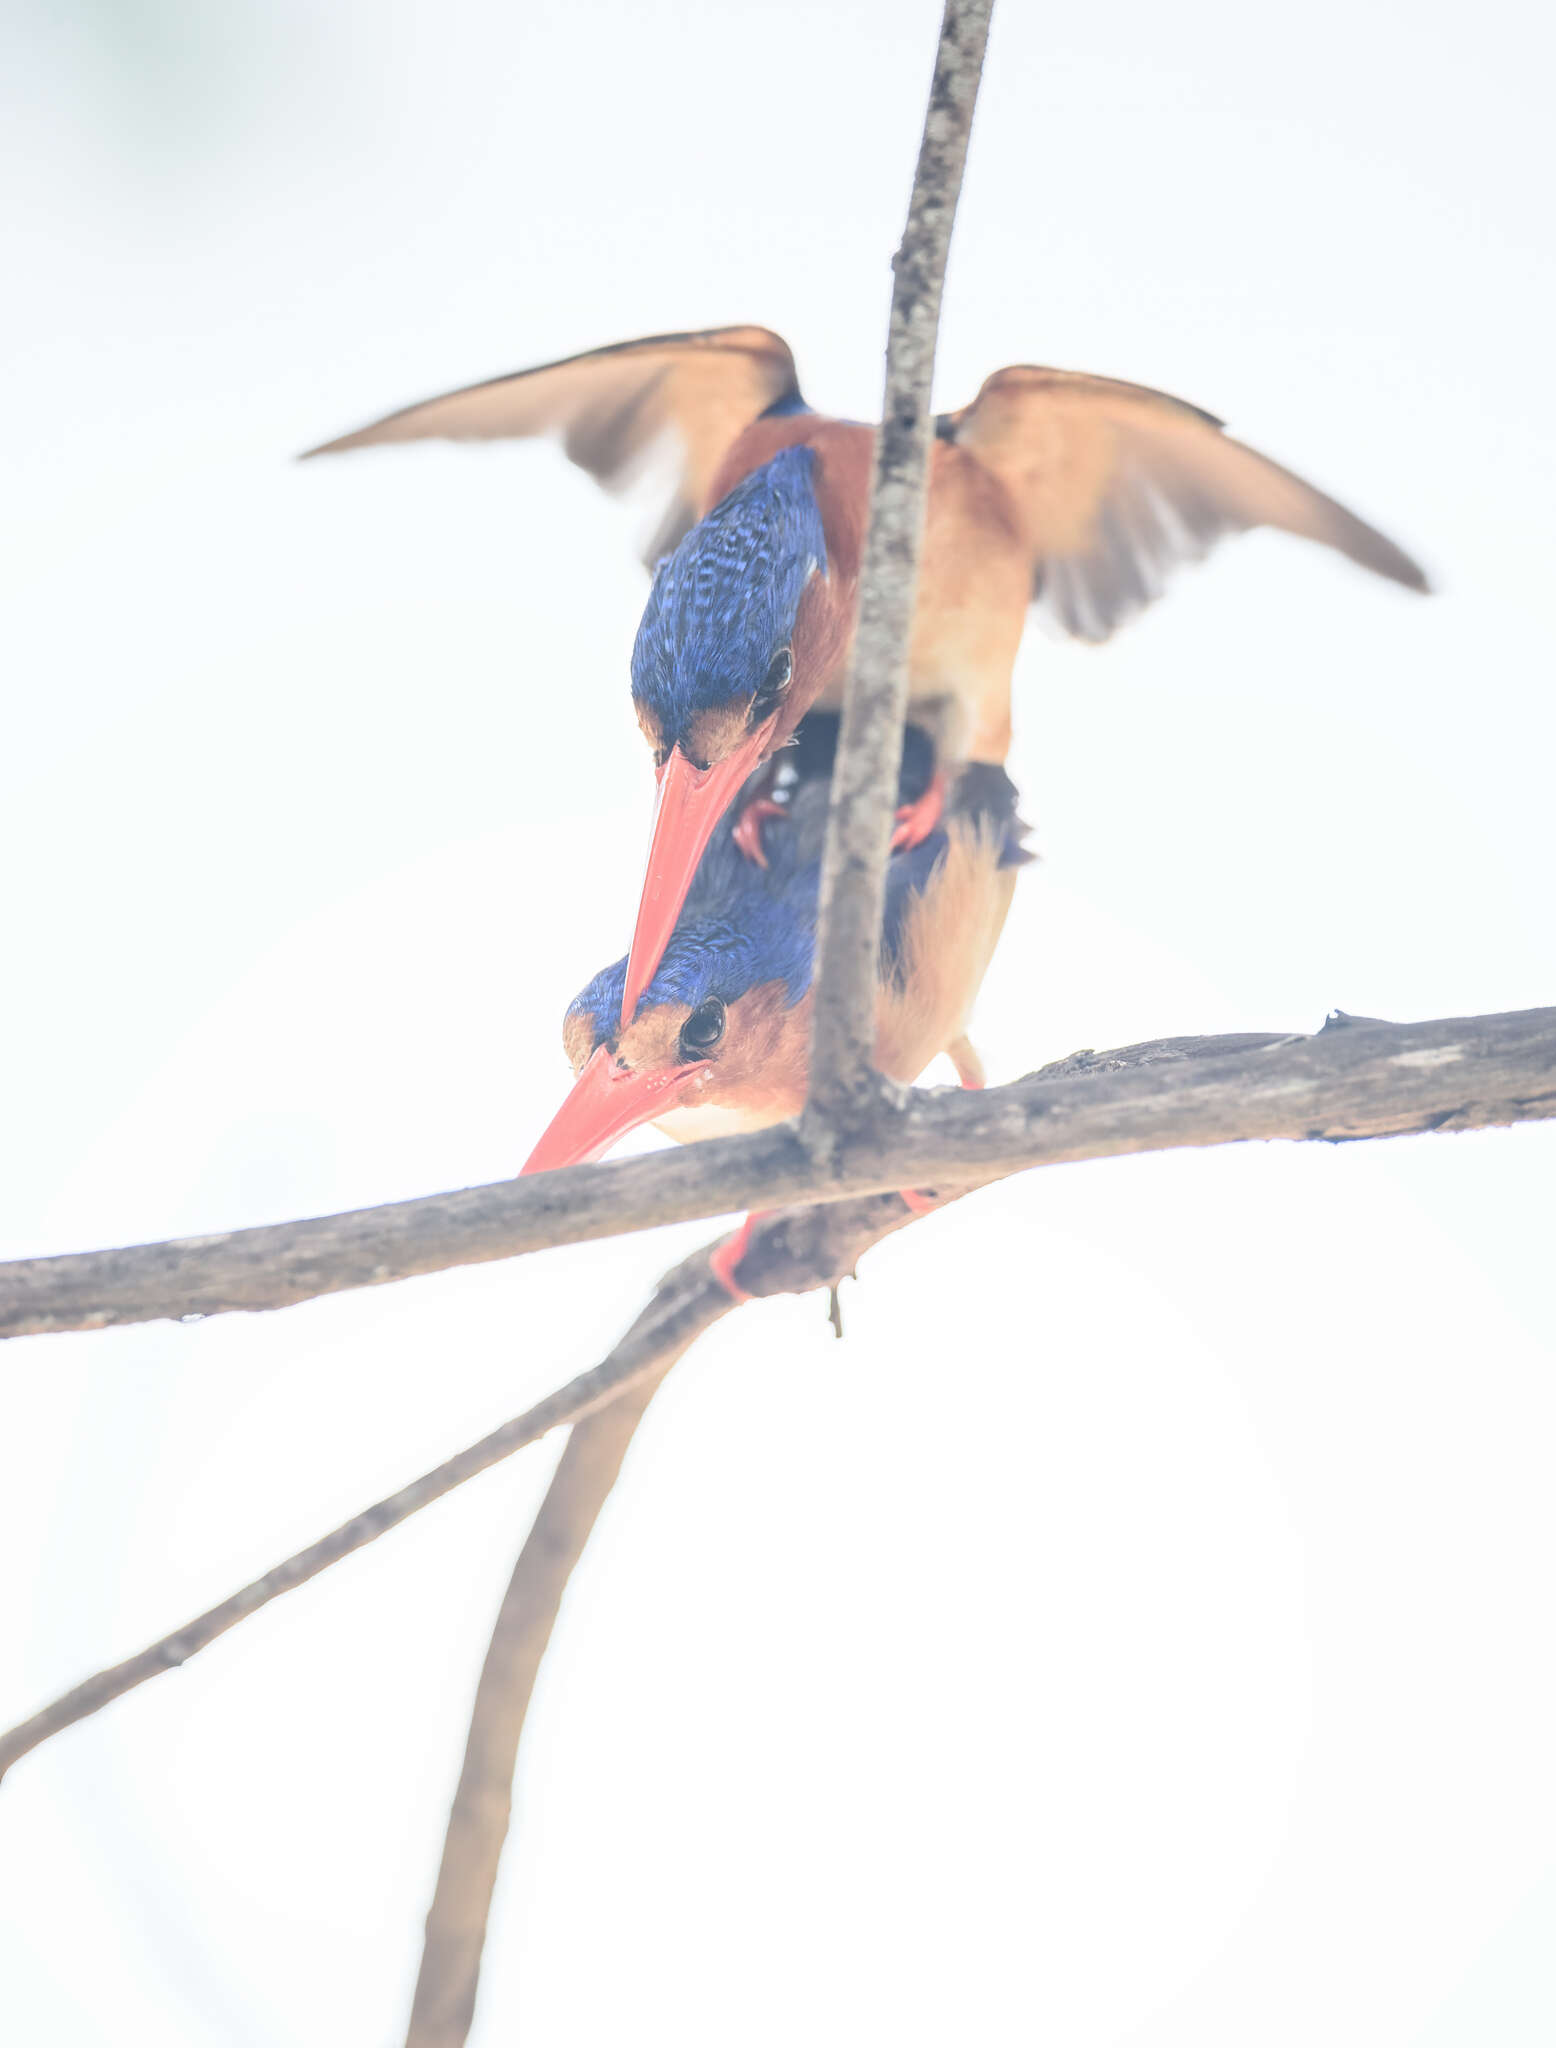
[630,447,828,746]
[759,392,814,419]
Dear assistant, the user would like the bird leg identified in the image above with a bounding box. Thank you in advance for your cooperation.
[890,770,947,852]
[947,1034,985,1089]
[732,762,787,869]
[736,760,943,869]
[711,908,979,1284]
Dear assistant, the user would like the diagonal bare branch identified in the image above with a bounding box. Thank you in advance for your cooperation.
[0,1259,720,1782]
[806,0,995,1129]
[0,1183,938,1782]
[5,1013,1555,1782]
[1,1008,1552,1341]
[402,1378,670,2048]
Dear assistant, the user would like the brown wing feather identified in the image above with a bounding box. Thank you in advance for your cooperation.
[302,325,801,565]
[945,366,1429,643]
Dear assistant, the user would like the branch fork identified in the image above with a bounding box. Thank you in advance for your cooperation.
[6,12,1546,2048]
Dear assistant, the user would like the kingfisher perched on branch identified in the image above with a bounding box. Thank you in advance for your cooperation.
[308,324,1427,1021]
[520,716,1029,1242]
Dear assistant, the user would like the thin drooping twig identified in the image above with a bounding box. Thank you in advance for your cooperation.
[806,0,995,1130]
[400,1174,991,2047]
[0,1257,724,1782]
[2,1007,1553,1339]
[402,1378,670,2048]
[0,1181,939,1782]
[6,1014,1556,1781]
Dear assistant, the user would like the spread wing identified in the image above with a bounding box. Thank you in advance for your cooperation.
[944,366,1428,642]
[302,325,802,564]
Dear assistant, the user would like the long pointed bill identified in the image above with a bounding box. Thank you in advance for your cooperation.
[521,1044,698,1175]
[621,728,774,1027]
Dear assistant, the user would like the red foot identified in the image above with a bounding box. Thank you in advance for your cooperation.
[710,1209,771,1302]
[732,797,786,868]
[890,771,946,853]
[949,1044,985,1091]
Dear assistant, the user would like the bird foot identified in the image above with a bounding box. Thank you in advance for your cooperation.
[732,796,787,868]
[890,770,947,852]
[897,1188,941,1217]
[709,1210,771,1303]
[948,1034,986,1090]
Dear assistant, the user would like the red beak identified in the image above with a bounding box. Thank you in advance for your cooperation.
[521,1044,699,1175]
[621,726,775,1027]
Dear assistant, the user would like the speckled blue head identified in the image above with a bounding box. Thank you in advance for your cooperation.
[630,447,827,756]
[568,811,824,1047]
[566,727,1035,1052]
[535,741,1033,1175]
[562,801,1028,1055]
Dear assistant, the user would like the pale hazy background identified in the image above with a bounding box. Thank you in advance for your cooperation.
[2,2,1554,2043]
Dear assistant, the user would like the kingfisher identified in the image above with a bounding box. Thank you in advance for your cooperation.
[307,324,1427,1021]
[520,715,1029,1294]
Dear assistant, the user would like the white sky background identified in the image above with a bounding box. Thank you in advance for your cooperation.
[1,0,1553,2040]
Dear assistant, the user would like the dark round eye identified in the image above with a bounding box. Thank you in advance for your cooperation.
[751,647,793,724]
[678,996,726,1059]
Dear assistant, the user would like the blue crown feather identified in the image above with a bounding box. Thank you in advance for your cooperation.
[630,447,827,743]
[570,805,824,1038]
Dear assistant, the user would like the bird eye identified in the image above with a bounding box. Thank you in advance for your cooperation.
[678,996,726,1059]
[751,647,793,724]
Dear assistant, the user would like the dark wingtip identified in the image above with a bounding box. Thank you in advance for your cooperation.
[1333,513,1433,596]
[1378,544,1433,596]
[296,431,362,462]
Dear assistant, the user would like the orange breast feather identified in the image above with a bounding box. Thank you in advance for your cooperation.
[873,818,1019,1085]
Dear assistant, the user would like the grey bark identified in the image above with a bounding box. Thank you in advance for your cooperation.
[4,1012,1554,1782]
[0,1259,721,1782]
[806,0,995,1132]
[1,1007,1551,1341]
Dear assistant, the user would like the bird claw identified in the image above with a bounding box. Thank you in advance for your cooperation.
[710,1210,769,1303]
[732,796,786,868]
[890,770,947,852]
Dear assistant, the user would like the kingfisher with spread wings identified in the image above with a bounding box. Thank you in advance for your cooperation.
[307,325,1426,1023]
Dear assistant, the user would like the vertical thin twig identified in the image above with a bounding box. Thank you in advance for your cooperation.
[402,1374,671,2048]
[805,0,994,1131]
[398,14,994,2034]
